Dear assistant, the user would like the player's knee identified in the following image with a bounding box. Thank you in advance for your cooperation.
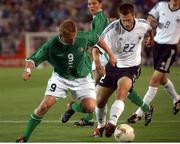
[159,77,167,85]
[150,77,160,86]
[96,94,108,108]
[116,89,128,101]
[97,101,107,108]
[84,101,96,113]
[85,105,95,113]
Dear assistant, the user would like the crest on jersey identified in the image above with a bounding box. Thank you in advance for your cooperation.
[176,18,180,24]
[138,36,142,41]
[79,47,84,52]
[119,37,123,41]
[137,33,142,41]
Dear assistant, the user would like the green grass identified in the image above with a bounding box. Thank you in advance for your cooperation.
[0,66,180,142]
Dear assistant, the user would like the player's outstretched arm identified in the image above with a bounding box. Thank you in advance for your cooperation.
[92,47,105,76]
[22,61,34,81]
[147,15,157,29]
[97,37,117,67]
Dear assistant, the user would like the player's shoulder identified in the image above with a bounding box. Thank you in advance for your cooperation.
[105,19,119,30]
[94,11,109,23]
[46,35,59,45]
[96,10,106,18]
[110,19,119,25]
[158,1,167,5]
[136,18,148,24]
[77,31,88,38]
[155,1,167,8]
[51,35,59,41]
[135,18,151,30]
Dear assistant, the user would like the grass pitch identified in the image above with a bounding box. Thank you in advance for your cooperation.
[0,66,180,142]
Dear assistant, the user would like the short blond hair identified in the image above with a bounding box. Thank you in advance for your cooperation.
[59,19,77,38]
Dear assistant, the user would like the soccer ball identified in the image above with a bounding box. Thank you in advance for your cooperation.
[114,124,135,142]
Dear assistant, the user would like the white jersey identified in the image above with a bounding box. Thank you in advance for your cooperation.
[100,19,151,68]
[149,2,180,44]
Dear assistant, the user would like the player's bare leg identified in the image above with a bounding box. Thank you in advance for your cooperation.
[93,86,113,137]
[16,96,56,142]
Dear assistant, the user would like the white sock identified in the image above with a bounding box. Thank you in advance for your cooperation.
[135,86,158,117]
[95,105,107,128]
[143,86,158,104]
[135,107,144,117]
[163,79,180,104]
[109,100,124,126]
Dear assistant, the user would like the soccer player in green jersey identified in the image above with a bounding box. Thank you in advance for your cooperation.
[65,0,109,127]
[89,0,109,84]
[16,19,116,142]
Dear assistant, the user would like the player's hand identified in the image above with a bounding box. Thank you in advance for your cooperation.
[95,60,105,76]
[96,64,105,76]
[22,71,31,81]
[109,54,117,67]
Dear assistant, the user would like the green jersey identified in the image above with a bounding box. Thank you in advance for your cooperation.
[91,10,109,60]
[27,31,99,80]
[91,10,109,35]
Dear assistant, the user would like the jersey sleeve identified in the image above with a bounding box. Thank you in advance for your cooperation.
[146,22,152,31]
[94,33,112,57]
[87,31,99,47]
[148,2,161,19]
[142,19,152,31]
[99,21,115,48]
[26,41,50,67]
[94,44,105,54]
[100,21,116,39]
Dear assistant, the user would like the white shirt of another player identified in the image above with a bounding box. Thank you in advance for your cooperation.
[149,2,180,44]
[99,18,151,68]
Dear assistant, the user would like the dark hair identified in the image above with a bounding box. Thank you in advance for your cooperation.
[88,0,102,3]
[97,0,102,3]
[59,19,77,38]
[118,3,134,15]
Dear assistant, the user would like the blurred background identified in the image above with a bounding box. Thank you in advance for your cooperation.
[0,0,179,67]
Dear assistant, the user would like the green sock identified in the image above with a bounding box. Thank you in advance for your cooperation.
[72,103,93,121]
[141,103,149,112]
[83,113,93,121]
[127,89,149,112]
[23,113,42,141]
[72,102,86,113]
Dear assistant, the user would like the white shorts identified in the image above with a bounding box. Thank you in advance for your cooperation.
[45,72,96,100]
[92,54,108,71]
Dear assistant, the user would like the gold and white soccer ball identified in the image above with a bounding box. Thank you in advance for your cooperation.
[114,124,135,142]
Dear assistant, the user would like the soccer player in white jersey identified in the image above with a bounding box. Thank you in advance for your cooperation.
[128,0,180,123]
[92,3,154,138]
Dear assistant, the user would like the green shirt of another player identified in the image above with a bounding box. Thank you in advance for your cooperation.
[91,10,109,60]
[91,10,109,35]
[27,31,99,80]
